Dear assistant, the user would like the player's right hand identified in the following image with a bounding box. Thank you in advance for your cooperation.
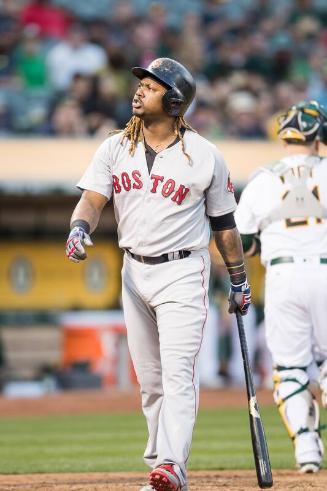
[66,226,93,263]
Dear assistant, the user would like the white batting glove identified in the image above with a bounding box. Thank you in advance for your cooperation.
[66,226,93,263]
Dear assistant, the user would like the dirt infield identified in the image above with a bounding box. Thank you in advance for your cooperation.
[0,470,326,491]
[0,388,274,417]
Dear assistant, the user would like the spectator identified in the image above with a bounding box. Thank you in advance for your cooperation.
[0,92,12,134]
[93,73,126,128]
[189,101,223,139]
[51,72,122,136]
[156,26,181,59]
[243,32,271,79]
[67,73,94,112]
[15,25,47,89]
[147,2,167,38]
[131,21,160,68]
[0,0,21,83]
[177,12,205,73]
[226,91,266,139]
[53,0,112,22]
[104,50,131,99]
[288,0,322,25]
[20,0,71,40]
[50,97,87,136]
[308,60,327,107]
[46,23,107,91]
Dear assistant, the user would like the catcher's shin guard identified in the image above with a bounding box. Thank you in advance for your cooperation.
[273,367,324,469]
[318,360,327,409]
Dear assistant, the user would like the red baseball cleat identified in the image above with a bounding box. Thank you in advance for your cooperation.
[149,464,181,491]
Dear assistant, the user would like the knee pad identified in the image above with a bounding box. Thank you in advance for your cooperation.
[273,367,320,440]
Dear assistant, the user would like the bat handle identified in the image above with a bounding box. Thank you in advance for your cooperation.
[235,309,255,399]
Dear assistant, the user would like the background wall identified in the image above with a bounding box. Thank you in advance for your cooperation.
[5,138,326,186]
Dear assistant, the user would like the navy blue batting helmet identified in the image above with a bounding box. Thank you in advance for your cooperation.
[132,58,196,117]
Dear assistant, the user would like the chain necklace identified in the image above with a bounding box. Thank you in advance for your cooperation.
[151,135,177,152]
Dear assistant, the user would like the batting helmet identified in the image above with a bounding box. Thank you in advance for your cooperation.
[132,58,196,117]
[278,100,327,144]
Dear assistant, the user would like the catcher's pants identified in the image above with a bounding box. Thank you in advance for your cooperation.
[264,258,327,367]
[121,249,210,486]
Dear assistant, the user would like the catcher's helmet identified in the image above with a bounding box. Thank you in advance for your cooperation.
[278,100,327,144]
[132,58,196,117]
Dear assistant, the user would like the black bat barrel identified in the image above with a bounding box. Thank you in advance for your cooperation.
[236,311,273,488]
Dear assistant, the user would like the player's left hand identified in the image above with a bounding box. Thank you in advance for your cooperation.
[228,280,251,315]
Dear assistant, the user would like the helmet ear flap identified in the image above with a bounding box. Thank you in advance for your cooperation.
[162,88,184,117]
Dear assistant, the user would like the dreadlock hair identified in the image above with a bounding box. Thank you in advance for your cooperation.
[111,116,196,164]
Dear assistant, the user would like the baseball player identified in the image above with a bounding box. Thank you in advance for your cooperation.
[235,100,327,473]
[66,57,251,491]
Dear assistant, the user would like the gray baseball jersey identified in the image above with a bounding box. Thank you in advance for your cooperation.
[77,129,236,255]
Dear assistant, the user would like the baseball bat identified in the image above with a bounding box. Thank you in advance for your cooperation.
[235,310,273,488]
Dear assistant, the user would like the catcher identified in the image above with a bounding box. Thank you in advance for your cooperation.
[235,100,327,473]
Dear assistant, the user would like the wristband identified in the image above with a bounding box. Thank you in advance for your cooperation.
[230,279,249,291]
[226,261,246,285]
[70,219,90,234]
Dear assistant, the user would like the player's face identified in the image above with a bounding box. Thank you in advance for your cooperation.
[132,77,167,118]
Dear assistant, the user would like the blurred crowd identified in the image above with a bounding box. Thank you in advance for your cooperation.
[0,0,326,138]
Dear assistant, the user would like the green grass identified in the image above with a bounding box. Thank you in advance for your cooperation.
[0,406,324,474]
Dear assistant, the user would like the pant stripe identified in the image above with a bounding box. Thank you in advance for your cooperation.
[186,255,208,464]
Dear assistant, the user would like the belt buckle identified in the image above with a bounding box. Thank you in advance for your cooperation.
[299,256,314,264]
[140,255,145,264]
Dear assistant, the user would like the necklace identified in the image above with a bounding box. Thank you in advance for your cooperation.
[150,135,177,152]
